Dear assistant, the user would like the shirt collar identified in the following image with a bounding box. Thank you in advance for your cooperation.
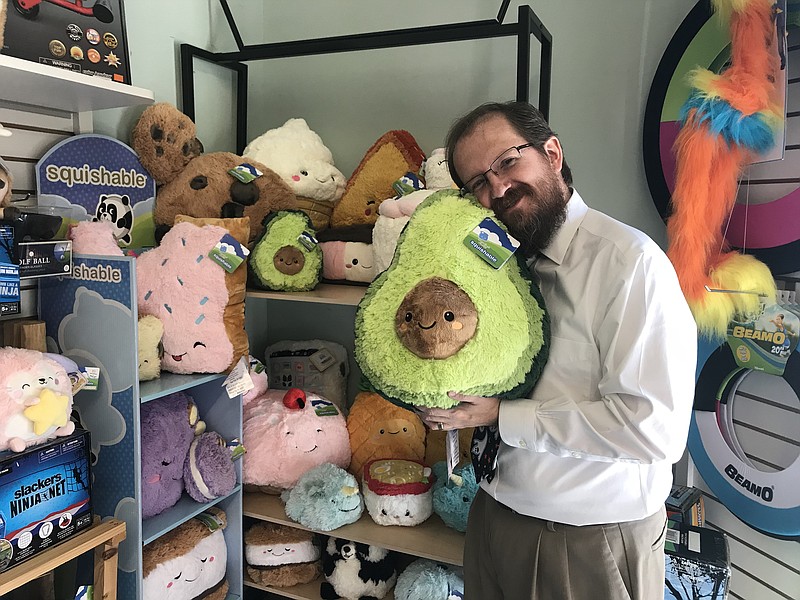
[538,188,587,265]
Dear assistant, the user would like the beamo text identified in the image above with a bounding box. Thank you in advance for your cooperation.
[71,263,123,283]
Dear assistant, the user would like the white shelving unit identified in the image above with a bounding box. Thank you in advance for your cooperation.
[0,54,154,113]
[242,286,465,600]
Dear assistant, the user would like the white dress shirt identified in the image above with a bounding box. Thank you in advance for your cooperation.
[484,190,697,525]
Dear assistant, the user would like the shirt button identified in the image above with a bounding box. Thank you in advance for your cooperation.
[519,440,527,448]
[571,451,580,458]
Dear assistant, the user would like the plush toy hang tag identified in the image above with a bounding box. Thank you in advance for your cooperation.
[228,162,263,184]
[195,510,224,532]
[463,217,520,269]
[446,430,460,479]
[209,233,250,273]
[225,437,246,461]
[224,355,254,399]
[298,231,318,251]
[80,366,100,391]
[309,348,336,372]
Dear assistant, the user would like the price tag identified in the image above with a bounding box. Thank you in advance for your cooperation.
[445,429,460,479]
[223,355,254,399]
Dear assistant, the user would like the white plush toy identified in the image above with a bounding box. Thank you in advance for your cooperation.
[243,118,345,231]
[142,508,229,600]
[372,148,456,273]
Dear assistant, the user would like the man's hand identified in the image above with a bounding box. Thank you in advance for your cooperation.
[418,392,500,431]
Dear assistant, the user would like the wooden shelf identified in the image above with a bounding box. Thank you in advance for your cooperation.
[0,518,126,597]
[243,492,464,566]
[244,574,394,600]
[0,54,154,113]
[246,284,366,306]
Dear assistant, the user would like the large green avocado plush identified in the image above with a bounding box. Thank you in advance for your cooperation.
[249,210,322,291]
[355,189,549,408]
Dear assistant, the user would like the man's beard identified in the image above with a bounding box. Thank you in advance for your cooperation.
[491,177,569,257]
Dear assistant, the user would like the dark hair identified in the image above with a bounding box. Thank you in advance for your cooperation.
[444,101,573,188]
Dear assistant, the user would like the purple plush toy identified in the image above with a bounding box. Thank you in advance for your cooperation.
[184,432,236,503]
[140,392,202,519]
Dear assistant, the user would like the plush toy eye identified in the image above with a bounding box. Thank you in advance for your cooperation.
[405,312,413,323]
[161,460,170,466]
[22,384,29,389]
[463,496,470,502]
[193,341,206,348]
[403,427,408,432]
[300,170,308,176]
[352,258,359,265]
[173,572,182,580]
[405,510,411,517]
[381,509,387,515]
[316,428,322,433]
[379,429,385,434]
[444,311,455,322]
[200,557,208,563]
[190,175,208,190]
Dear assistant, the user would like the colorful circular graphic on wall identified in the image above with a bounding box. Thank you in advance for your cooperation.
[643,1,800,275]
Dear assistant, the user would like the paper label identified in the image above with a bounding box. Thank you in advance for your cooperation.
[298,231,318,251]
[309,348,336,372]
[311,397,339,417]
[463,217,520,269]
[194,511,224,532]
[445,429,460,479]
[228,163,263,184]
[224,355,254,399]
[208,233,250,273]
[81,366,100,391]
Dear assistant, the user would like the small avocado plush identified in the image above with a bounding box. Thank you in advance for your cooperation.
[249,210,322,291]
[355,189,549,408]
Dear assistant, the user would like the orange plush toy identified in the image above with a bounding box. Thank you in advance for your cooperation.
[346,391,426,483]
[330,131,425,228]
[667,0,781,338]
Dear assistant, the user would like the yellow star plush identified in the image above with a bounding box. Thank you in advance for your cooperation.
[23,389,70,436]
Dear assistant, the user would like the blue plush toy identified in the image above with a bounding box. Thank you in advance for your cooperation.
[431,461,478,533]
[283,463,364,531]
[395,558,464,600]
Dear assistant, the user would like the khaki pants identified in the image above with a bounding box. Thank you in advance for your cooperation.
[464,489,667,600]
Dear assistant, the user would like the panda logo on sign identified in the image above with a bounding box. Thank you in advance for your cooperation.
[93,194,133,245]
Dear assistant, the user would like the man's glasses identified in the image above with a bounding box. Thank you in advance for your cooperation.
[461,143,536,196]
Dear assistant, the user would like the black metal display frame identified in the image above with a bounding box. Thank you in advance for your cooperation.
[180,0,552,154]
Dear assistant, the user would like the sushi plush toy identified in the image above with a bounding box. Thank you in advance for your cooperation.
[355,190,549,409]
[245,522,321,588]
[362,459,434,527]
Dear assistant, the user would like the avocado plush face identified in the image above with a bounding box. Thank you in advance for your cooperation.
[249,211,322,291]
[355,189,549,408]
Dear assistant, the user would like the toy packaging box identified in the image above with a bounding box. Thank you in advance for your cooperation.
[1,0,132,85]
[665,484,705,527]
[664,522,730,600]
[0,429,92,572]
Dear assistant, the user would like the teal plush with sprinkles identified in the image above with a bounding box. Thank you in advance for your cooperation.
[249,210,322,291]
[354,189,549,409]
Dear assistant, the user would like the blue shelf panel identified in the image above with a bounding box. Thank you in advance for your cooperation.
[139,372,226,403]
[142,484,241,545]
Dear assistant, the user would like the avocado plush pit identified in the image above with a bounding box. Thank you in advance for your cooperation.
[395,277,478,359]
[274,246,305,275]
